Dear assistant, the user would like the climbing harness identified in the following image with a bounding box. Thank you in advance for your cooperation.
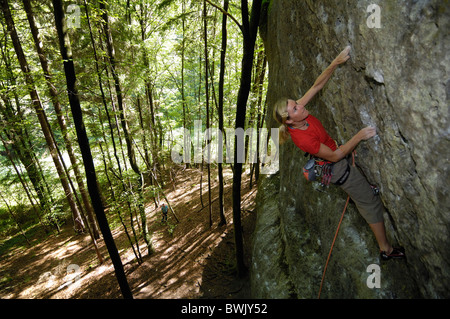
[302,157,350,187]
[302,140,345,187]
[333,163,350,186]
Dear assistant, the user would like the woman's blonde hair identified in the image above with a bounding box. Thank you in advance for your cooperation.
[273,97,291,144]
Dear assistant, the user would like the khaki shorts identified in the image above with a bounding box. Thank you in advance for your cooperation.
[331,158,384,224]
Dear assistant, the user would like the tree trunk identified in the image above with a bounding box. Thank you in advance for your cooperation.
[217,0,229,226]
[25,0,105,262]
[137,1,156,174]
[203,0,213,228]
[99,0,152,255]
[232,0,262,277]
[180,0,190,169]
[22,0,99,239]
[52,0,132,299]
[1,0,85,234]
[250,46,267,187]
[83,0,143,263]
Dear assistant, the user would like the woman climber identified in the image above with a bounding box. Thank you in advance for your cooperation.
[273,46,405,261]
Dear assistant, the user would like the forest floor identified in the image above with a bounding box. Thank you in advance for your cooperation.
[0,166,258,299]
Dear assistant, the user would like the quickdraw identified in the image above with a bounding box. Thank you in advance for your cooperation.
[320,162,333,187]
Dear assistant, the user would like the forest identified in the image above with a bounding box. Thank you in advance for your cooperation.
[0,0,271,299]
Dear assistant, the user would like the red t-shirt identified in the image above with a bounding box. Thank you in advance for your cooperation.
[288,115,337,155]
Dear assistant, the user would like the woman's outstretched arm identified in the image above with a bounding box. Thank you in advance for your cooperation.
[314,126,377,162]
[296,46,351,107]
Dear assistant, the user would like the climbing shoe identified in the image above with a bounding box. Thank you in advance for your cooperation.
[380,247,406,261]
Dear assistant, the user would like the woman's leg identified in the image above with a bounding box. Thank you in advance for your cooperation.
[332,159,405,259]
[334,159,389,250]
[369,221,392,253]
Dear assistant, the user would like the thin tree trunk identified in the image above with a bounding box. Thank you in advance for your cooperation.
[99,0,152,255]
[217,0,229,226]
[136,96,150,176]
[254,53,267,184]
[203,0,213,228]
[180,0,190,169]
[21,0,104,263]
[100,31,143,250]
[232,0,262,277]
[52,0,132,299]
[84,0,143,263]
[137,2,155,173]
[249,46,267,187]
[22,0,99,239]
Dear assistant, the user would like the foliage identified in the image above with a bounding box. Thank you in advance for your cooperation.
[0,0,268,251]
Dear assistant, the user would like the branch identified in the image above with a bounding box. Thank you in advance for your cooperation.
[204,0,243,32]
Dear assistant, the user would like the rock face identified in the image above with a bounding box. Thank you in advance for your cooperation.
[252,0,449,298]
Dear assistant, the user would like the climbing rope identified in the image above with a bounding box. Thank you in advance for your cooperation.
[317,195,350,299]
[317,151,355,299]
